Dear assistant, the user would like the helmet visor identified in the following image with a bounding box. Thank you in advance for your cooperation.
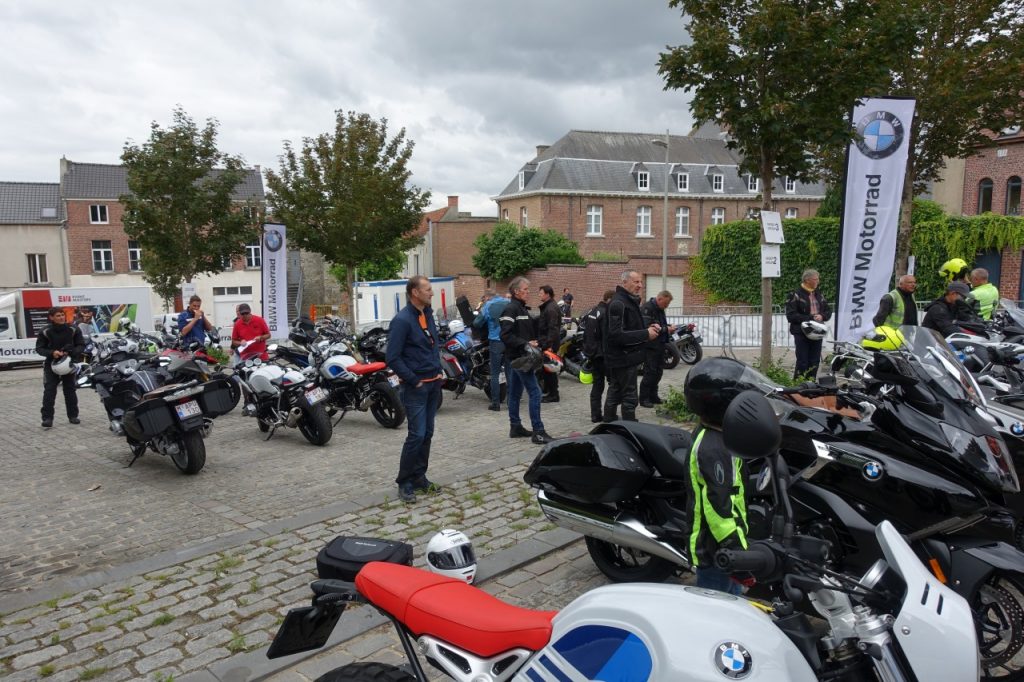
[428,544,476,570]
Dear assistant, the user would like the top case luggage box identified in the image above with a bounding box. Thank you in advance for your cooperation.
[316,536,414,581]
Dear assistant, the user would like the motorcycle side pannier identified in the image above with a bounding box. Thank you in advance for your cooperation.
[524,434,651,504]
[123,398,175,441]
[316,536,414,581]
[197,379,236,418]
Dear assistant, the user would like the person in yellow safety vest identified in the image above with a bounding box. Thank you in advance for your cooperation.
[683,357,753,595]
[969,268,1000,320]
[872,274,918,329]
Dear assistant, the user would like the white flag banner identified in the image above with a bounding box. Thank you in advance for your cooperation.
[261,223,288,337]
[835,97,916,343]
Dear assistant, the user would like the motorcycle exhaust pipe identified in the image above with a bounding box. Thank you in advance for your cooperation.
[536,490,689,568]
[286,407,303,427]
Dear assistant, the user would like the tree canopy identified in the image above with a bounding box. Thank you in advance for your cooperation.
[265,110,429,329]
[472,222,585,280]
[120,107,258,303]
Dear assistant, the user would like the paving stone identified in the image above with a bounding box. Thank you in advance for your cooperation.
[70,625,121,650]
[138,595,180,615]
[169,595,213,617]
[139,631,185,656]
[153,579,193,599]
[134,646,185,675]
[179,646,231,673]
[184,627,234,656]
[11,643,67,670]
[197,599,237,621]
[0,636,41,659]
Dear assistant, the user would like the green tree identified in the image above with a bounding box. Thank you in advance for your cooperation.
[265,110,430,330]
[472,222,585,280]
[329,247,414,287]
[121,107,259,303]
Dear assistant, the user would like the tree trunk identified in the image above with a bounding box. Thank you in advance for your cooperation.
[760,161,775,368]
[346,267,357,334]
[894,154,915,277]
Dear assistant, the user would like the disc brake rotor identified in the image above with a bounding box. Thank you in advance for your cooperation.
[976,578,1024,673]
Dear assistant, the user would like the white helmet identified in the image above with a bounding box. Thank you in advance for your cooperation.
[801,320,828,341]
[447,319,465,335]
[425,529,476,584]
[51,356,74,376]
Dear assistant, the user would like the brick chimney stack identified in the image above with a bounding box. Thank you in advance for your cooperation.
[447,196,459,210]
[536,145,550,157]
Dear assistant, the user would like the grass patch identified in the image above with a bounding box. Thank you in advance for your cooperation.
[82,593,100,602]
[365,517,384,526]
[263,538,280,548]
[59,620,70,630]
[510,522,529,531]
[656,386,697,424]
[227,630,247,654]
[117,587,135,597]
[88,624,106,633]
[396,515,411,525]
[150,613,174,627]
[238,597,248,607]
[518,489,532,505]
[93,644,107,655]
[49,634,59,645]
[154,673,176,682]
[521,508,541,518]
[540,523,556,531]
[249,578,260,593]
[43,592,72,609]
[467,492,484,505]
[79,668,109,680]
[475,528,492,537]
[101,599,124,615]
[275,615,285,625]
[212,554,243,573]
[39,663,55,676]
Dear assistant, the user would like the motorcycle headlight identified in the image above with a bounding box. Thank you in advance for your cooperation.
[940,423,1020,494]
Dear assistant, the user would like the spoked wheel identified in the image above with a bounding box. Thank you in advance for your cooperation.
[584,536,677,583]
[975,572,1024,680]
[369,383,405,429]
[662,344,681,370]
[171,430,206,475]
[680,339,703,365]
[315,661,415,682]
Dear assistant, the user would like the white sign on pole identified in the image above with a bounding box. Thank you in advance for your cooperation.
[261,223,288,337]
[761,244,781,278]
[760,211,784,244]
[907,255,916,276]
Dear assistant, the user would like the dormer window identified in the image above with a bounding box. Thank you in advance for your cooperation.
[785,177,797,193]
[747,175,759,192]
[677,173,689,192]
[637,171,650,191]
[712,174,724,193]
[518,171,525,191]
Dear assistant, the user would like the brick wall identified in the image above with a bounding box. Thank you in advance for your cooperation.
[432,218,498,276]
[1002,246,1022,301]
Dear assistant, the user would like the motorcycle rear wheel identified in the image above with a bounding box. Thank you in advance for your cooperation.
[369,383,405,429]
[315,662,414,682]
[298,404,333,446]
[584,536,676,583]
[680,340,703,365]
[975,571,1024,681]
[662,344,681,370]
[171,431,206,475]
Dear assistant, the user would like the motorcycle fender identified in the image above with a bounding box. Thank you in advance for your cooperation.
[948,539,1024,599]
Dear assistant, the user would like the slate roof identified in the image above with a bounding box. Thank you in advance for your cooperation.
[60,161,265,201]
[495,129,825,199]
[0,182,63,224]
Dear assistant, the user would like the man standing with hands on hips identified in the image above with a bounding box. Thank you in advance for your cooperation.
[387,276,444,503]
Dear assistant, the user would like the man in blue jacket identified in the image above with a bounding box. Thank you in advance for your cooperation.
[386,276,445,503]
[481,289,509,411]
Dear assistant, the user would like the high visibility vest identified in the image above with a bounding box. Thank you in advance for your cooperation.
[688,428,748,566]
[971,283,999,320]
[882,289,905,329]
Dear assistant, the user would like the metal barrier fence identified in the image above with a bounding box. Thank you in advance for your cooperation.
[664,305,835,351]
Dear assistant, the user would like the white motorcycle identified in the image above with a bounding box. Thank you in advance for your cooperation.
[267,392,978,682]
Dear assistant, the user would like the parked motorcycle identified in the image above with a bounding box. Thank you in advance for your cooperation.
[233,345,333,445]
[309,337,405,429]
[438,320,505,402]
[269,392,979,682]
[663,322,703,369]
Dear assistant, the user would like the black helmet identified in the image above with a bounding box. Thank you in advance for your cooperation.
[510,345,543,372]
[684,357,764,426]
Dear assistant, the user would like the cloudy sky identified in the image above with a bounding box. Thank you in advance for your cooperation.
[0,1,693,215]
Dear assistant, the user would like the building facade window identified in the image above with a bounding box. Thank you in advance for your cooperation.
[220,255,233,271]
[677,172,689,191]
[712,174,724,192]
[89,204,108,224]
[1006,176,1022,216]
[785,176,797,193]
[91,240,113,272]
[637,171,650,191]
[213,286,254,296]
[502,208,509,220]
[675,207,690,237]
[245,240,262,268]
[785,208,799,219]
[27,254,47,283]
[517,171,525,191]
[586,205,603,235]
[520,207,528,227]
[978,178,994,213]
[128,240,143,271]
[747,175,759,192]
[711,207,726,225]
[636,206,652,236]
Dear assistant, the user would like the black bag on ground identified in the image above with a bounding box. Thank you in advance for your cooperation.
[316,536,414,581]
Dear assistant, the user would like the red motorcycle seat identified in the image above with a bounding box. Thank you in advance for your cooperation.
[347,361,387,375]
[355,562,555,657]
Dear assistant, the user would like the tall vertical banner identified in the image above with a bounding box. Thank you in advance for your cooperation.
[261,223,288,337]
[835,97,916,343]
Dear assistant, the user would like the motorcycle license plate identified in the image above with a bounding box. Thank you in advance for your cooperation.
[175,400,201,420]
[306,387,329,405]
[387,375,399,388]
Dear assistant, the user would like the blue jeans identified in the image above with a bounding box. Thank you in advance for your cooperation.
[696,566,743,595]
[396,381,441,487]
[489,340,506,406]
[508,366,544,432]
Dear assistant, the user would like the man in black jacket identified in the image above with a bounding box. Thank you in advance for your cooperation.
[500,277,553,445]
[603,271,660,422]
[537,285,561,403]
[639,290,675,407]
[785,269,832,380]
[582,290,614,423]
[922,281,971,337]
[35,307,85,428]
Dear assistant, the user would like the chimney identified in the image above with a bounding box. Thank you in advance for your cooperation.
[447,195,459,210]
[536,145,550,157]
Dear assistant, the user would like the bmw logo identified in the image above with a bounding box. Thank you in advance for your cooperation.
[716,642,752,679]
[263,229,284,252]
[1011,422,1024,437]
[855,111,905,160]
[862,461,884,481]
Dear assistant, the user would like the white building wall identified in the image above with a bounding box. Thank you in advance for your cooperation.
[0,225,67,289]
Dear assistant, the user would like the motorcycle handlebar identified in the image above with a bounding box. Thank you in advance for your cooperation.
[714,542,778,577]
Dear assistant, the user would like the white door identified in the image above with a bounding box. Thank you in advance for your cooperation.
[214,296,253,340]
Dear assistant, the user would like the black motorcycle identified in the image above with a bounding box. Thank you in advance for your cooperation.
[233,352,333,445]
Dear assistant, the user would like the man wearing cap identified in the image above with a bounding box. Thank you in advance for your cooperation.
[231,303,271,361]
[922,281,972,337]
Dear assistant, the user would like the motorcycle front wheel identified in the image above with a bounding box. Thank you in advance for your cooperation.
[662,343,681,369]
[680,339,703,365]
[483,380,508,403]
[315,662,414,682]
[584,536,676,583]
[171,430,206,475]
[974,571,1024,681]
[298,404,333,446]
[369,382,405,429]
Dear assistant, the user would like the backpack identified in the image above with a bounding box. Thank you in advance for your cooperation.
[582,304,605,358]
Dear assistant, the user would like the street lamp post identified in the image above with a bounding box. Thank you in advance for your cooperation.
[652,130,670,294]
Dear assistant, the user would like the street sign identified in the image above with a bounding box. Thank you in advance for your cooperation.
[761,244,781,278]
[761,210,784,244]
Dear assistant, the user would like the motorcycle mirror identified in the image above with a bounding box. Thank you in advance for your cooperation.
[722,391,782,461]
[267,343,279,353]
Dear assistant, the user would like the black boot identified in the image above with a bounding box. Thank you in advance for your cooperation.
[510,424,533,438]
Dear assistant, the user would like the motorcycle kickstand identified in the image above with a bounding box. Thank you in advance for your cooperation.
[332,410,347,427]
[264,422,282,441]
